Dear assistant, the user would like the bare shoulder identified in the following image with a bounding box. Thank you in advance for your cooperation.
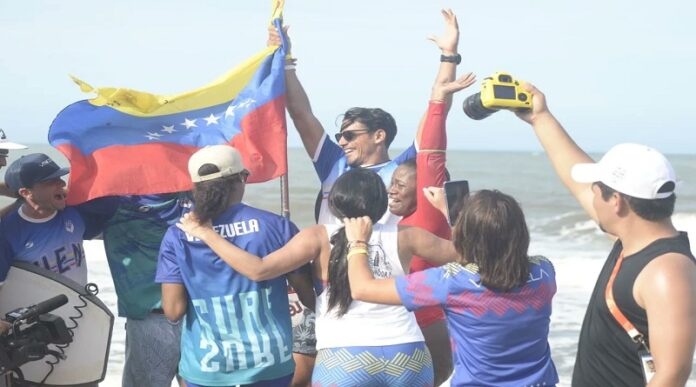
[645,252,696,277]
[635,252,696,308]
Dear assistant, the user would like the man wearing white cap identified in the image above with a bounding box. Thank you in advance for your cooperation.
[515,84,696,386]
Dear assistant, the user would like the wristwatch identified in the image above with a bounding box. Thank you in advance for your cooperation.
[440,53,461,65]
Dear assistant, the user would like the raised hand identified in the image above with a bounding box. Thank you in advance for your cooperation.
[514,82,551,125]
[343,216,373,244]
[176,212,213,240]
[267,24,291,54]
[431,72,476,102]
[427,9,459,55]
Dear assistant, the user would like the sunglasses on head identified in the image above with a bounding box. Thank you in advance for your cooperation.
[334,129,371,142]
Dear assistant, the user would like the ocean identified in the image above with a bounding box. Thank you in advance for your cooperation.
[2,145,695,387]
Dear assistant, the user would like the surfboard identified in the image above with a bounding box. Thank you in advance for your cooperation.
[0,262,114,386]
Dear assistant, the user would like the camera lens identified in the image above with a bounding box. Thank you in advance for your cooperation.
[498,74,512,83]
[462,92,498,120]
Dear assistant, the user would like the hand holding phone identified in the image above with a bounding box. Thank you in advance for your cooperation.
[444,180,470,226]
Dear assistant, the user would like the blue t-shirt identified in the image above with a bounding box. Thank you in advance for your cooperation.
[156,203,298,386]
[395,256,559,387]
[313,134,416,225]
[0,204,109,285]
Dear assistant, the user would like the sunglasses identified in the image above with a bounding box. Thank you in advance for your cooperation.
[334,129,371,142]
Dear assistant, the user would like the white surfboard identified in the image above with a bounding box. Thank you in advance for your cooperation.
[0,262,113,386]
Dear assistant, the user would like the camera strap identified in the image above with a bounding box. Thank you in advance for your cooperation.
[605,250,650,349]
[605,250,655,383]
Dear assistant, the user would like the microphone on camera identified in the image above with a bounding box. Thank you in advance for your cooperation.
[5,294,69,323]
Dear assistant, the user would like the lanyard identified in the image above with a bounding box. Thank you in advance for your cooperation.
[605,250,650,351]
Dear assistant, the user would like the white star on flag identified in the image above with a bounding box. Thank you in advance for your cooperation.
[146,132,163,138]
[145,135,160,140]
[162,125,176,134]
[225,105,236,118]
[204,114,220,126]
[182,118,197,129]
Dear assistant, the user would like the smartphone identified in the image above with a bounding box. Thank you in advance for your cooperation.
[444,180,470,226]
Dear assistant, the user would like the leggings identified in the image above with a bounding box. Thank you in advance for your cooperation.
[312,341,433,387]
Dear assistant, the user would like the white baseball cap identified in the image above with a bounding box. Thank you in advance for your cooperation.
[188,144,247,183]
[571,143,677,200]
[0,129,27,150]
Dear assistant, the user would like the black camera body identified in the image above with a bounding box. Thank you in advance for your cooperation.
[0,302,71,376]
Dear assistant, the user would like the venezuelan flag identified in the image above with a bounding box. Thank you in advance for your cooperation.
[49,2,287,205]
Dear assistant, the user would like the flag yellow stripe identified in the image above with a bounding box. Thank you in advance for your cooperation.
[71,47,276,118]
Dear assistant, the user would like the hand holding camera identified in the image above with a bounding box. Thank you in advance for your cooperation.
[462,72,532,120]
[513,82,551,125]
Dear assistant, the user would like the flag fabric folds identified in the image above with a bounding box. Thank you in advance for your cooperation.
[49,6,287,205]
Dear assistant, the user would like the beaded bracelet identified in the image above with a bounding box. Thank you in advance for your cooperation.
[347,240,367,250]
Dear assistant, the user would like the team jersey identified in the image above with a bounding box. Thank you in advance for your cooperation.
[0,206,95,285]
[156,203,298,386]
[395,256,559,387]
[312,134,416,225]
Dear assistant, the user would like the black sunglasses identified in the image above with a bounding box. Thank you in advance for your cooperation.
[334,129,371,142]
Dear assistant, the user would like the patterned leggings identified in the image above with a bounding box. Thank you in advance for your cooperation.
[311,341,433,387]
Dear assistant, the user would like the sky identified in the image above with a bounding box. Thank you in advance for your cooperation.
[0,0,694,154]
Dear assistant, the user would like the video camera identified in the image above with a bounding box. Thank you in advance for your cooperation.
[0,295,71,376]
[462,72,532,120]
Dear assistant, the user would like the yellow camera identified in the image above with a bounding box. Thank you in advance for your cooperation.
[462,72,532,120]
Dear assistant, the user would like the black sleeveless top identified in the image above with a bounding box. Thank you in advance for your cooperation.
[572,232,694,387]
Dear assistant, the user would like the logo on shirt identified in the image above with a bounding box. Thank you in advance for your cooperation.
[65,220,74,233]
[24,241,34,249]
[367,243,392,279]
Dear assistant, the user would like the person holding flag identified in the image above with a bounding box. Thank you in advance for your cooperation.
[45,2,307,385]
[268,9,466,385]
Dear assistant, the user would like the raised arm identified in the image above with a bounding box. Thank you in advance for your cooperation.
[407,74,476,236]
[415,9,460,147]
[514,83,598,222]
[177,212,322,281]
[268,25,326,157]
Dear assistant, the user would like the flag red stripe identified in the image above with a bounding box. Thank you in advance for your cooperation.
[61,96,287,205]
